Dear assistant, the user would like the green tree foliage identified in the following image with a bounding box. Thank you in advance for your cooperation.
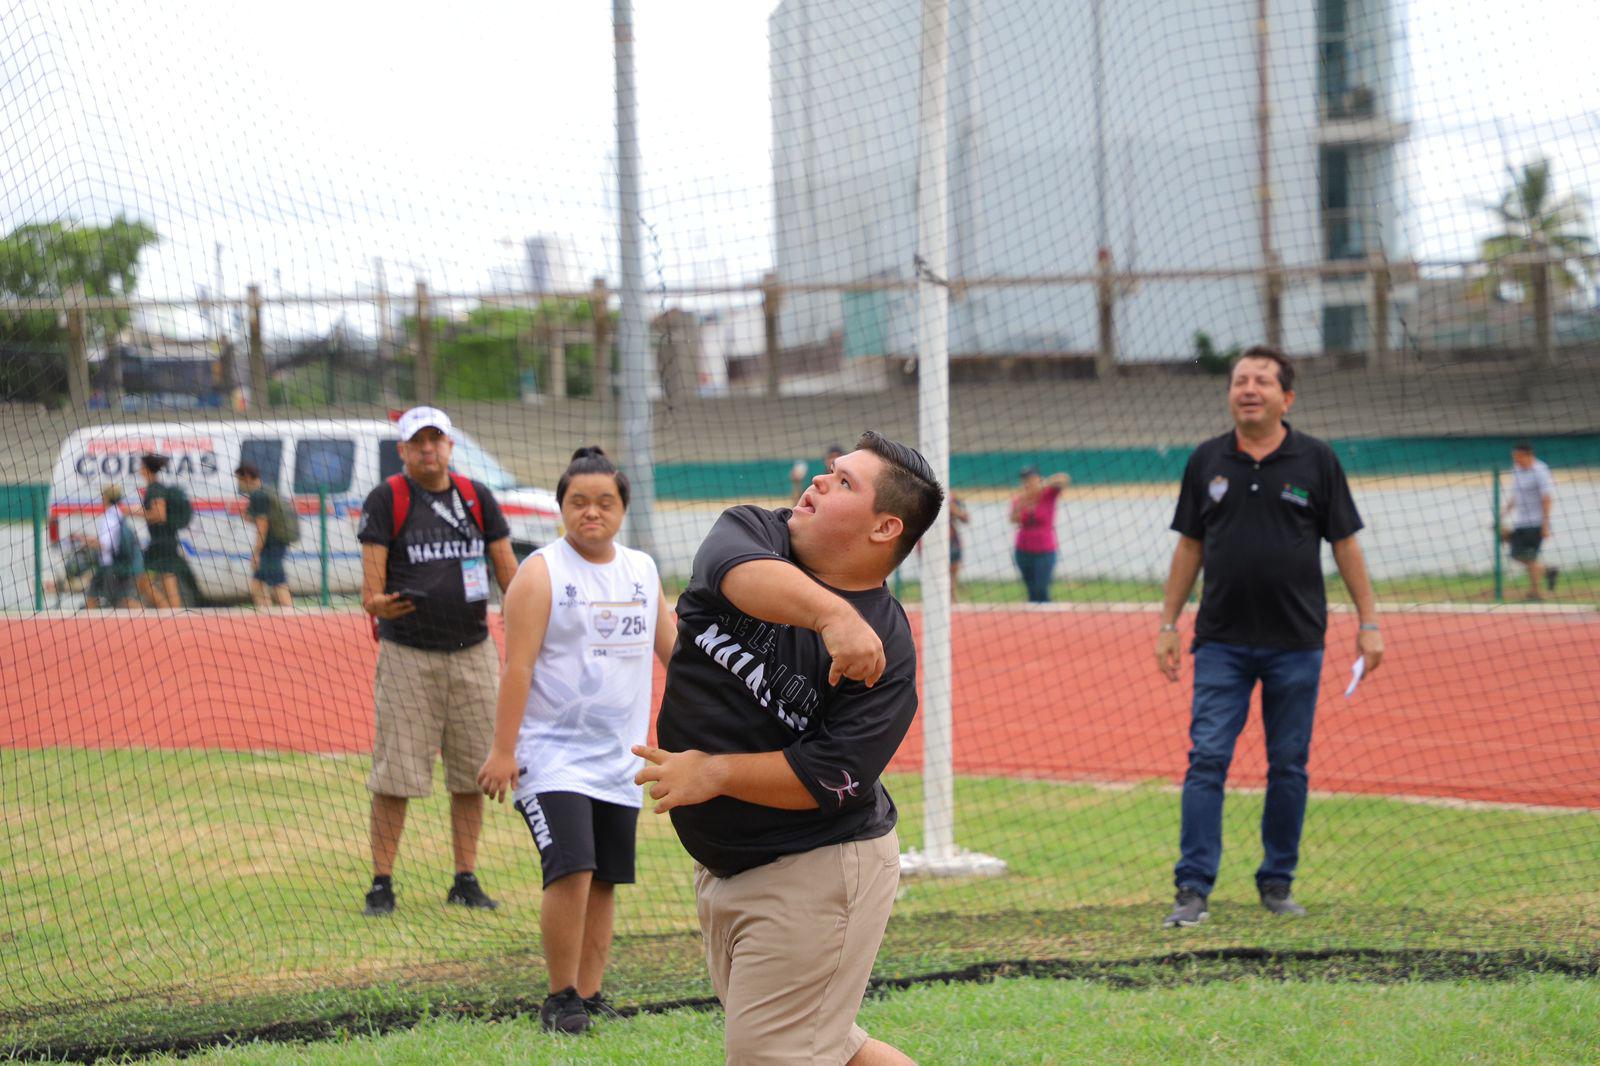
[0,216,159,400]
[405,297,611,402]
[1478,158,1594,301]
[0,215,159,326]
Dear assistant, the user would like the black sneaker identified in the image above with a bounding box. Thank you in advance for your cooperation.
[582,991,624,1021]
[363,880,395,917]
[1162,887,1209,928]
[541,987,591,1034]
[445,872,499,910]
[1546,566,1560,592]
[1259,880,1308,917]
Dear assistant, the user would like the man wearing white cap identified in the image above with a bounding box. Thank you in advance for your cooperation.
[356,406,519,915]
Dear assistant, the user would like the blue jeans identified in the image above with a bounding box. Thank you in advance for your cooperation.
[1014,549,1056,603]
[1174,642,1324,895]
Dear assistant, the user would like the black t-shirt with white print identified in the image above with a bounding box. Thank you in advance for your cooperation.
[656,506,919,877]
[357,476,509,651]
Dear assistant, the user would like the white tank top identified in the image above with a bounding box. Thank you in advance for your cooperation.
[514,537,660,807]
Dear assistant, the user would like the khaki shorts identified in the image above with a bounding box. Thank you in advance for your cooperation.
[369,638,499,797]
[695,829,900,1065]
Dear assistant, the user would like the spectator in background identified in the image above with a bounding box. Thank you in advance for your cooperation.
[85,484,142,610]
[1010,466,1070,603]
[235,463,294,609]
[131,454,194,608]
[1154,346,1383,928]
[949,494,971,602]
[791,443,846,502]
[357,405,518,918]
[1502,441,1558,600]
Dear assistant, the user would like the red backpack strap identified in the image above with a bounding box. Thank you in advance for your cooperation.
[386,474,412,540]
[448,473,485,531]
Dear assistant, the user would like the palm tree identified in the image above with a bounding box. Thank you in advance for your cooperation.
[1478,157,1594,303]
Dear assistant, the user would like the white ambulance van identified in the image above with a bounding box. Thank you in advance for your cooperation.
[49,419,560,603]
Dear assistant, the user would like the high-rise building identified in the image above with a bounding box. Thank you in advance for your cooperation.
[770,0,1409,362]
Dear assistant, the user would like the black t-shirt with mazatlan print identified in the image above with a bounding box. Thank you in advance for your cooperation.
[656,505,920,876]
[357,476,509,651]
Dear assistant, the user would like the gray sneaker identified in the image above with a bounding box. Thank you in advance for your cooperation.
[1259,880,1308,917]
[1162,887,1209,928]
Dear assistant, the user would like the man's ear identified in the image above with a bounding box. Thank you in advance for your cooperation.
[870,513,904,546]
[1282,389,1296,413]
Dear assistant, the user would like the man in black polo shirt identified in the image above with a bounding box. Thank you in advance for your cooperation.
[1154,347,1384,928]
[634,431,941,1066]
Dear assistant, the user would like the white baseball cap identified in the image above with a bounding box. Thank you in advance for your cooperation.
[396,405,453,441]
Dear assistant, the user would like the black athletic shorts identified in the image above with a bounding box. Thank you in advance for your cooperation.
[1509,525,1544,563]
[513,790,639,888]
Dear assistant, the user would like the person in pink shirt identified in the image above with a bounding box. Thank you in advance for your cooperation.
[1010,466,1070,602]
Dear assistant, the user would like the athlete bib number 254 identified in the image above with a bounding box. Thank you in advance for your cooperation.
[589,601,647,659]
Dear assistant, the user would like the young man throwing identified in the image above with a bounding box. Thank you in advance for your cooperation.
[637,430,942,1066]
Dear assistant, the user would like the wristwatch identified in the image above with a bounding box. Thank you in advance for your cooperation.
[1358,623,1380,632]
[1158,623,1178,633]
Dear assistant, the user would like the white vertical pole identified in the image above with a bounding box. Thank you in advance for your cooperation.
[916,0,955,865]
[614,0,655,555]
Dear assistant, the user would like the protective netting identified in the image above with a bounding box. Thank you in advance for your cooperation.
[4,0,1600,1057]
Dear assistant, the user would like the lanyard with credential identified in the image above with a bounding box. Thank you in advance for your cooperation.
[423,481,477,543]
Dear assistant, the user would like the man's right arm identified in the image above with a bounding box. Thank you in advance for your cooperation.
[361,543,412,619]
[721,560,885,687]
[1156,535,1203,682]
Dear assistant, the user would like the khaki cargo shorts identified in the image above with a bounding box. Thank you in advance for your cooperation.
[369,638,499,797]
[695,829,900,1065]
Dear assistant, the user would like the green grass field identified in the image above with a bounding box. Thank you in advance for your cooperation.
[128,974,1600,1065]
[3,746,1597,1058]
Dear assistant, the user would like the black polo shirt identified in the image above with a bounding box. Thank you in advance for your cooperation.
[1171,423,1363,650]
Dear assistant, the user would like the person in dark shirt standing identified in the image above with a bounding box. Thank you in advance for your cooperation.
[637,430,942,1066]
[1154,347,1384,929]
[131,453,194,608]
[356,406,517,916]
[235,463,293,609]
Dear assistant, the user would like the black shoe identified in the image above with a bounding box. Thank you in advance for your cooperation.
[1259,880,1308,917]
[1162,887,1209,928]
[583,991,624,1021]
[1546,566,1560,592]
[363,880,395,917]
[541,987,591,1034]
[445,872,499,910]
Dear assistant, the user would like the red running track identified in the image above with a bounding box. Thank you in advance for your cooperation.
[4,609,1598,809]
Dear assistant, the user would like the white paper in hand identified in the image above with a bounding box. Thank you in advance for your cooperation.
[1344,656,1366,698]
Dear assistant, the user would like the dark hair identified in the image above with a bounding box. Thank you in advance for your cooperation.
[140,453,170,475]
[1231,345,1295,393]
[1513,440,1534,454]
[825,443,845,457]
[556,446,630,508]
[854,430,945,567]
[234,462,260,480]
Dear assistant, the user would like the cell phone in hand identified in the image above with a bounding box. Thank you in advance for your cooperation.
[394,588,429,603]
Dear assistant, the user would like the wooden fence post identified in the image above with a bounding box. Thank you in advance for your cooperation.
[763,272,781,398]
[415,281,435,405]
[247,285,269,410]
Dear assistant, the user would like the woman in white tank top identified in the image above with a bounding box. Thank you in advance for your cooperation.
[477,446,676,1033]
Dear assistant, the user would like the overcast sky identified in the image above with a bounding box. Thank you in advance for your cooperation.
[3,0,1596,327]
